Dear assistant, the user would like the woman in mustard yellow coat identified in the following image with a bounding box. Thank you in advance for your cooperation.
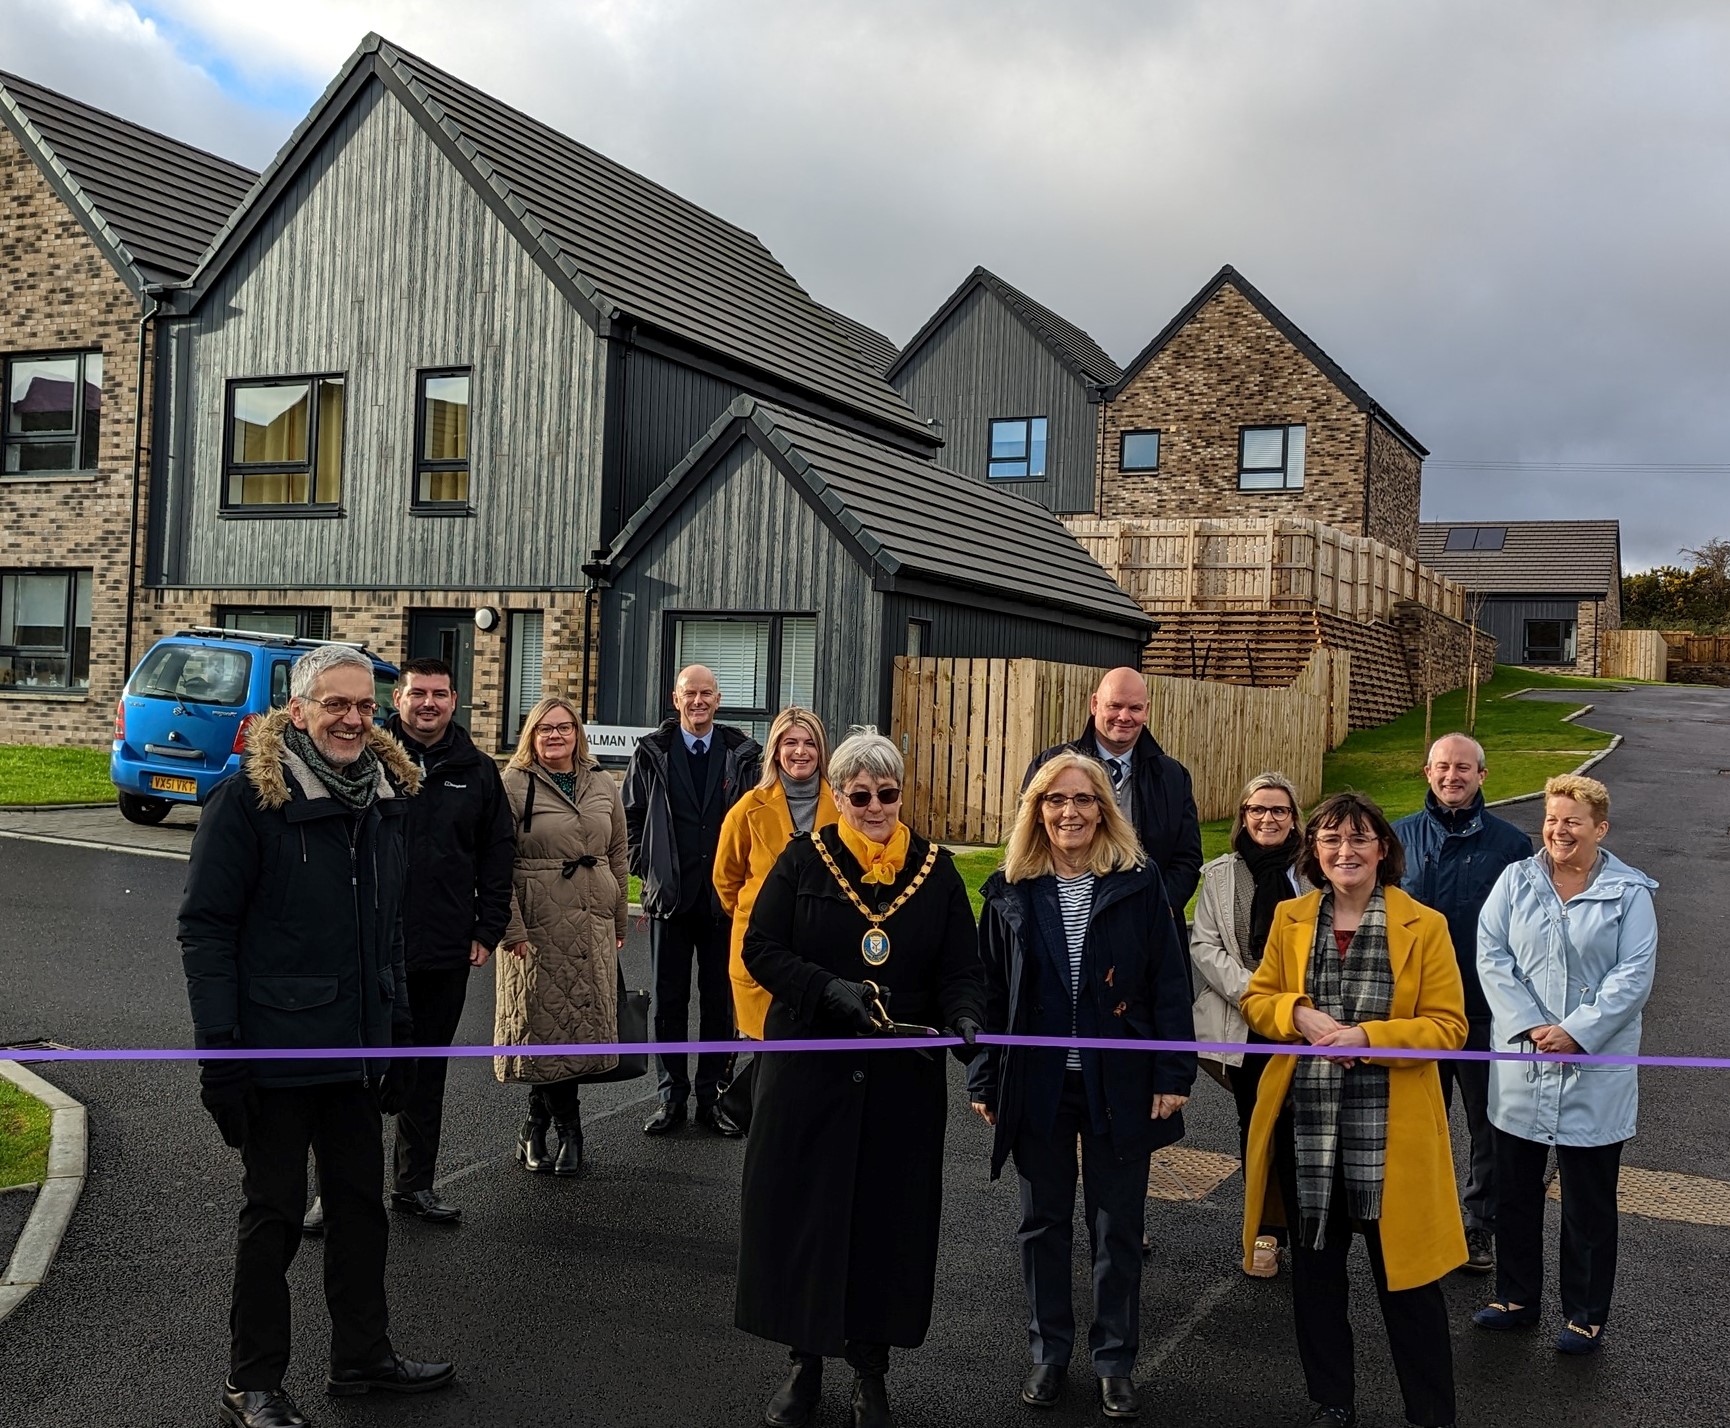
[1241,791,1467,1428]
[714,707,838,1040]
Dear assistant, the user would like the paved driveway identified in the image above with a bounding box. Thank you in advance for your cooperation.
[1,683,1727,1426]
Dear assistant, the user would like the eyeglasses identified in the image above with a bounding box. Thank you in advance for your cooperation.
[1041,792,1101,811]
[1241,804,1294,820]
[308,697,378,718]
[536,721,578,738]
[844,787,901,808]
[1314,833,1381,852]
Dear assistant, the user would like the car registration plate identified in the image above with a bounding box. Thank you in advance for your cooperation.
[149,775,198,796]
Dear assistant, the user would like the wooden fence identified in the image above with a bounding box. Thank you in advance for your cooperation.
[1667,633,1730,664]
[1064,516,1466,623]
[890,648,1346,845]
[1600,629,1669,682]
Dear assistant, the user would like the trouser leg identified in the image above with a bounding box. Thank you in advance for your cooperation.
[1556,1140,1623,1327]
[692,911,736,1106]
[1450,1019,1496,1233]
[650,913,696,1103]
[1228,1046,1283,1242]
[393,967,470,1194]
[1492,1127,1549,1310]
[1275,1113,1357,1412]
[229,1088,315,1390]
[843,1341,889,1375]
[1362,1221,1456,1426]
[312,1082,393,1372]
[1079,1109,1149,1375]
[1012,1074,1083,1366]
[539,1077,583,1121]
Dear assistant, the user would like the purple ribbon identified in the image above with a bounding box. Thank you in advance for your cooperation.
[6,1034,1724,1070]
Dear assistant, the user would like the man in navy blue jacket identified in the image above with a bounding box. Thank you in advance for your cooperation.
[1393,732,1533,1275]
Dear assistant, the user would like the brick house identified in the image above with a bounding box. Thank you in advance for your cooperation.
[1101,264,1428,555]
[0,73,254,748]
[1418,520,1621,677]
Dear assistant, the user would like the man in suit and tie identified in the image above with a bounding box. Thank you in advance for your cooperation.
[624,664,763,1137]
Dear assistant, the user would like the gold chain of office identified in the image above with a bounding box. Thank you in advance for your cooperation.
[811,826,939,967]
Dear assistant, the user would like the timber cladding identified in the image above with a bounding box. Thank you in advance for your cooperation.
[1100,284,1378,534]
[890,649,1344,845]
[0,125,146,748]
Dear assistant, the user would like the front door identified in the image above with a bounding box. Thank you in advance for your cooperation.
[406,609,476,731]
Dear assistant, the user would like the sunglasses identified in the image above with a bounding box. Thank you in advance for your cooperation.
[844,787,901,808]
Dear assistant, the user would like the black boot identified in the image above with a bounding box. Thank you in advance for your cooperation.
[763,1352,822,1428]
[851,1372,892,1428]
[552,1118,585,1177]
[517,1088,551,1173]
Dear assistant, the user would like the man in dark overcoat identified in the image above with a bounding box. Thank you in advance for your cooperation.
[180,644,455,1428]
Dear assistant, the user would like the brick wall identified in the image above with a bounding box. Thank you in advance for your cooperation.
[1100,284,1371,532]
[1389,600,1499,701]
[137,587,598,755]
[0,125,146,748]
[1366,418,1422,555]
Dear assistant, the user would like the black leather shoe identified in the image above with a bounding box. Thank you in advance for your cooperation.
[1099,1376,1140,1419]
[1021,1364,1065,1408]
[1304,1407,1358,1426]
[517,1114,552,1172]
[390,1188,461,1223]
[220,1383,309,1428]
[763,1353,822,1427]
[643,1102,688,1135]
[851,1372,892,1428]
[553,1120,585,1177]
[326,1353,456,1396]
[301,1197,324,1237]
[696,1102,744,1138]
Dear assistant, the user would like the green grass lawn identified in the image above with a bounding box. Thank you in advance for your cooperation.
[0,745,113,806]
[0,1080,53,1190]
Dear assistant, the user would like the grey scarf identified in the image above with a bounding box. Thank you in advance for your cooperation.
[780,772,822,834]
[284,725,379,813]
[1291,887,1393,1247]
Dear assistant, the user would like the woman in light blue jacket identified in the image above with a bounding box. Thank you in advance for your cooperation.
[1472,774,1657,1355]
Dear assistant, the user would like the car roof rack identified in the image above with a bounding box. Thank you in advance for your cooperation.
[181,625,373,652]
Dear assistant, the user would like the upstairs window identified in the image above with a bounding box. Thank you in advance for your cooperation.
[3,352,102,474]
[0,568,92,691]
[225,376,344,509]
[1238,424,1306,491]
[988,416,1048,479]
[415,368,471,507]
[1119,430,1161,472]
[1444,526,1507,551]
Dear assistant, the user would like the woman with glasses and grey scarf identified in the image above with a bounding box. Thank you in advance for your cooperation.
[1240,792,1468,1428]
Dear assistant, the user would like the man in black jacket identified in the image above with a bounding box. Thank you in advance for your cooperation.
[623,664,762,1137]
[1023,667,1204,921]
[381,657,514,1224]
[180,644,454,1428]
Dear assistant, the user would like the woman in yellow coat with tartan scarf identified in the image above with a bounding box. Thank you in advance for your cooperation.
[1240,792,1468,1428]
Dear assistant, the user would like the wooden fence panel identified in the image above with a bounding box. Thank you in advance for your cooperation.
[1600,630,1669,682]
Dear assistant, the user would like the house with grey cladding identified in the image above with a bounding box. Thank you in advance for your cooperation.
[885,265,1124,515]
[141,33,1142,750]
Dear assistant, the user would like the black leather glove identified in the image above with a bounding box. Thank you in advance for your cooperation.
[198,1043,252,1150]
[947,1015,983,1064]
[818,978,879,1034]
[375,1024,419,1116]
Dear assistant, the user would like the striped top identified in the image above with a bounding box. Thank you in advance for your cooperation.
[1055,871,1095,1071]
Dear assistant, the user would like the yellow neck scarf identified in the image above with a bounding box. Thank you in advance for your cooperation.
[835,819,911,886]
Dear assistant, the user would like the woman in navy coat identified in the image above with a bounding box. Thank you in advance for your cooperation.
[969,751,1196,1420]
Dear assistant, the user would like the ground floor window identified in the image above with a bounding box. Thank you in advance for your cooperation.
[216,606,332,640]
[1523,618,1577,664]
[505,610,544,749]
[669,612,816,738]
[0,568,92,691]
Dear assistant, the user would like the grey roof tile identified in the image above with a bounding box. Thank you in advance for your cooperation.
[819,304,900,377]
[1417,520,1620,596]
[0,70,255,284]
[612,397,1151,630]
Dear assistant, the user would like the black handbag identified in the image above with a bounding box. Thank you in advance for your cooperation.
[716,1052,755,1133]
[573,964,650,1085]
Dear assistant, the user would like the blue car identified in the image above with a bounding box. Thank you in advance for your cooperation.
[111,627,398,825]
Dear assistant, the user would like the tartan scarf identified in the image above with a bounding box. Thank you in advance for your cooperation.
[284,725,380,813]
[1290,887,1393,1248]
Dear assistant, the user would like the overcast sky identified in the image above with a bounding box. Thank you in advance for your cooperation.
[6,0,1726,569]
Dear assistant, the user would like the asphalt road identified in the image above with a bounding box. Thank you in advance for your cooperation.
[1,681,1726,1427]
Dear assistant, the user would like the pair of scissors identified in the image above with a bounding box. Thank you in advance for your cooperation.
[860,980,945,1059]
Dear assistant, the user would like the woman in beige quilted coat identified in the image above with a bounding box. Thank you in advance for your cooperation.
[494,696,629,1177]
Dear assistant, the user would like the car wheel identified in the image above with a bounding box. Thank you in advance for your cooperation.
[117,792,173,826]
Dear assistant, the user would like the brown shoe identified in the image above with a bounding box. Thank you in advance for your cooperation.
[1246,1236,1280,1278]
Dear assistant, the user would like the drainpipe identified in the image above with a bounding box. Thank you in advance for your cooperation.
[123,286,163,679]
[580,552,611,723]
